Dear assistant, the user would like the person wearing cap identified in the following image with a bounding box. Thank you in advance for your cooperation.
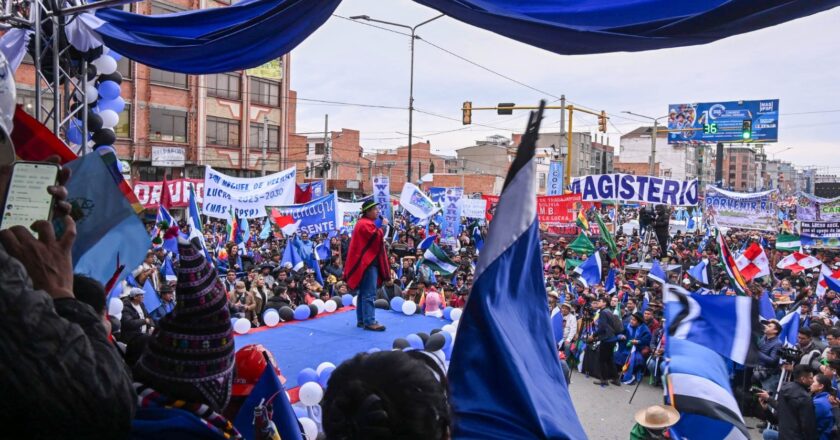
[615,312,651,385]
[121,287,153,343]
[150,283,176,324]
[344,200,390,331]
[630,404,680,439]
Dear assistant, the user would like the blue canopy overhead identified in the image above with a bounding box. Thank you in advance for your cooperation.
[90,0,840,72]
[94,0,341,74]
[413,0,840,54]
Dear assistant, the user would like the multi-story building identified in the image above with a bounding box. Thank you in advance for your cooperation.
[719,146,758,192]
[366,141,448,191]
[619,126,698,180]
[14,0,293,185]
[287,128,373,194]
[590,139,615,175]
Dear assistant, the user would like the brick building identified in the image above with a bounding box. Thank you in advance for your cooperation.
[614,160,661,176]
[287,128,374,194]
[719,146,758,191]
[367,141,448,190]
[14,0,294,183]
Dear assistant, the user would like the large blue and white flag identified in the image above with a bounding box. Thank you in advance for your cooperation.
[574,252,602,287]
[417,234,437,251]
[665,338,749,440]
[664,284,761,366]
[758,291,776,321]
[186,183,211,263]
[604,268,616,294]
[778,308,801,347]
[688,260,710,285]
[648,259,667,284]
[448,103,586,439]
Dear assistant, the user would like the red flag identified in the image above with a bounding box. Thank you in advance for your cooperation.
[11,106,77,164]
[160,176,173,210]
[735,242,770,281]
[295,183,313,204]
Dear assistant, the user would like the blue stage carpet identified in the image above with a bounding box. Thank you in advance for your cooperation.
[234,309,450,386]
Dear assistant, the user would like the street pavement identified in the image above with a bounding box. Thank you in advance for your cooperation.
[567,373,764,439]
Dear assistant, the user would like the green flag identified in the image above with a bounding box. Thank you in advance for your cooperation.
[568,233,595,255]
[421,243,458,276]
[595,212,617,259]
[565,258,584,271]
[775,233,801,252]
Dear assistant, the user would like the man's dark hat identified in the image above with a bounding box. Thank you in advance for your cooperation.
[361,200,378,212]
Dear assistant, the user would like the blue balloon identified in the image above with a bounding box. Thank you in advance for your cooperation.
[293,406,308,418]
[441,330,453,352]
[98,96,126,113]
[390,297,405,312]
[294,305,310,320]
[443,307,454,321]
[297,367,318,386]
[341,294,353,307]
[98,80,121,101]
[108,50,122,62]
[318,366,334,388]
[66,123,83,145]
[406,334,424,350]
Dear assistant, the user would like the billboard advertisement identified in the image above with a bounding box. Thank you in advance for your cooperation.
[667,99,779,144]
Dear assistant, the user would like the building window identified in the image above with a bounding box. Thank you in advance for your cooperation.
[538,172,546,189]
[16,88,54,124]
[150,108,188,143]
[314,142,325,155]
[114,103,132,138]
[137,165,166,181]
[206,116,240,148]
[150,1,184,14]
[117,57,132,79]
[249,77,280,106]
[249,123,279,149]
[207,73,241,100]
[150,68,188,88]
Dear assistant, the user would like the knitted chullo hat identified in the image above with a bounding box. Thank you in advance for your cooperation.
[135,238,235,411]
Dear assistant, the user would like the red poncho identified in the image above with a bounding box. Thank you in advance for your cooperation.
[343,216,390,290]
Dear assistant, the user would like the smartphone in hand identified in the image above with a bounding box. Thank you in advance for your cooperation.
[0,161,60,234]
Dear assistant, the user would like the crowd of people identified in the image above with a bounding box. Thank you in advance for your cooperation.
[8,155,840,439]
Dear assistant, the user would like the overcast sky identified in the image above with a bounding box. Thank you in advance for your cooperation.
[290,0,840,172]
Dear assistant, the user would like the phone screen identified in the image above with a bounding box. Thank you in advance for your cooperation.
[1,162,59,233]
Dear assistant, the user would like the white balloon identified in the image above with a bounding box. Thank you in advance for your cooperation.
[263,309,280,327]
[99,109,119,128]
[352,295,358,306]
[324,299,337,313]
[298,382,324,406]
[108,297,124,317]
[298,417,318,440]
[93,55,117,75]
[85,84,98,103]
[312,299,325,314]
[233,318,251,335]
[442,324,456,334]
[316,362,336,376]
[450,308,463,321]
[402,300,417,315]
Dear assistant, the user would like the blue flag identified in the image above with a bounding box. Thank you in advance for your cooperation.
[550,308,565,347]
[648,259,667,284]
[162,255,177,282]
[605,268,616,294]
[574,252,602,287]
[141,279,162,312]
[281,241,304,272]
[259,218,271,240]
[778,308,801,347]
[233,360,302,440]
[315,241,330,262]
[688,260,709,285]
[417,234,437,251]
[758,291,775,321]
[448,106,586,439]
[472,225,484,252]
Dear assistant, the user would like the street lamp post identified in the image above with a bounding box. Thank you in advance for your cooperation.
[350,13,444,183]
[622,111,669,176]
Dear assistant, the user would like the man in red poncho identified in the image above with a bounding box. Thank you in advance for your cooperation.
[344,200,390,331]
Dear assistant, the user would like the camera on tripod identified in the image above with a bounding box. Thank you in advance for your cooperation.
[780,346,802,363]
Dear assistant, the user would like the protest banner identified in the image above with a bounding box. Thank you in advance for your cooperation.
[795,193,840,222]
[441,187,464,244]
[133,179,204,209]
[800,221,840,238]
[460,198,487,219]
[203,165,296,219]
[372,175,392,222]
[482,195,500,221]
[429,187,446,204]
[399,183,438,219]
[537,194,582,225]
[570,173,699,205]
[704,186,778,231]
[266,193,338,235]
[547,160,564,195]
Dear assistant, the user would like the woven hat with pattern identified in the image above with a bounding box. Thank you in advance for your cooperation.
[135,239,235,411]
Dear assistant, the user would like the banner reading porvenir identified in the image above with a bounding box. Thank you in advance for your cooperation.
[133,179,204,209]
[537,194,582,225]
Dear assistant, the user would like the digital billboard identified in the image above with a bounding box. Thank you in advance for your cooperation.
[667,99,779,144]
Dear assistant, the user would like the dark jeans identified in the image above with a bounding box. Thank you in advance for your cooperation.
[598,340,617,381]
[356,264,378,326]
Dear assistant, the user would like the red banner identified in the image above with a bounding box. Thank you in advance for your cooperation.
[537,194,582,225]
[133,179,204,209]
[482,195,500,221]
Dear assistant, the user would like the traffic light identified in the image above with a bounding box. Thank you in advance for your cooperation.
[598,111,607,133]
[497,103,515,115]
[462,101,472,125]
[741,119,752,140]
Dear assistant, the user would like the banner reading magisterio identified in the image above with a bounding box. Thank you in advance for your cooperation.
[795,193,840,222]
[570,173,699,205]
[704,186,778,231]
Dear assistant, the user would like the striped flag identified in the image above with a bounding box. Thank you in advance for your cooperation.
[595,211,617,259]
[817,265,840,298]
[775,233,801,252]
[417,234,438,251]
[575,208,589,231]
[716,231,749,296]
[421,243,458,276]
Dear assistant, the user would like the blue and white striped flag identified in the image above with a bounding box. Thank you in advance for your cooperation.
[417,234,437,251]
[778,308,801,347]
[688,260,710,285]
[574,252,602,287]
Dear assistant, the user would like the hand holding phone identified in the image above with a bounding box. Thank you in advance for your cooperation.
[0,161,60,233]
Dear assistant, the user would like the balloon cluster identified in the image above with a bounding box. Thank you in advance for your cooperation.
[292,362,336,440]
[67,47,125,160]
[231,295,350,336]
[391,325,457,361]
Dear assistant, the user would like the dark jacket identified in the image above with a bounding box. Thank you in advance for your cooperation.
[757,335,782,368]
[121,299,151,344]
[324,263,343,279]
[594,308,617,342]
[266,294,291,310]
[766,381,818,440]
[0,244,135,437]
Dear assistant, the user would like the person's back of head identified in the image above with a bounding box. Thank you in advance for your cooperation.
[322,350,449,440]
[73,274,106,316]
[792,364,814,383]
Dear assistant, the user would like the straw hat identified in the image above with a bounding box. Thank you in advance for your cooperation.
[634,405,680,429]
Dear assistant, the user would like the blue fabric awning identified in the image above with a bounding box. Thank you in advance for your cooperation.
[92,0,840,73]
[94,0,341,74]
[413,0,840,54]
